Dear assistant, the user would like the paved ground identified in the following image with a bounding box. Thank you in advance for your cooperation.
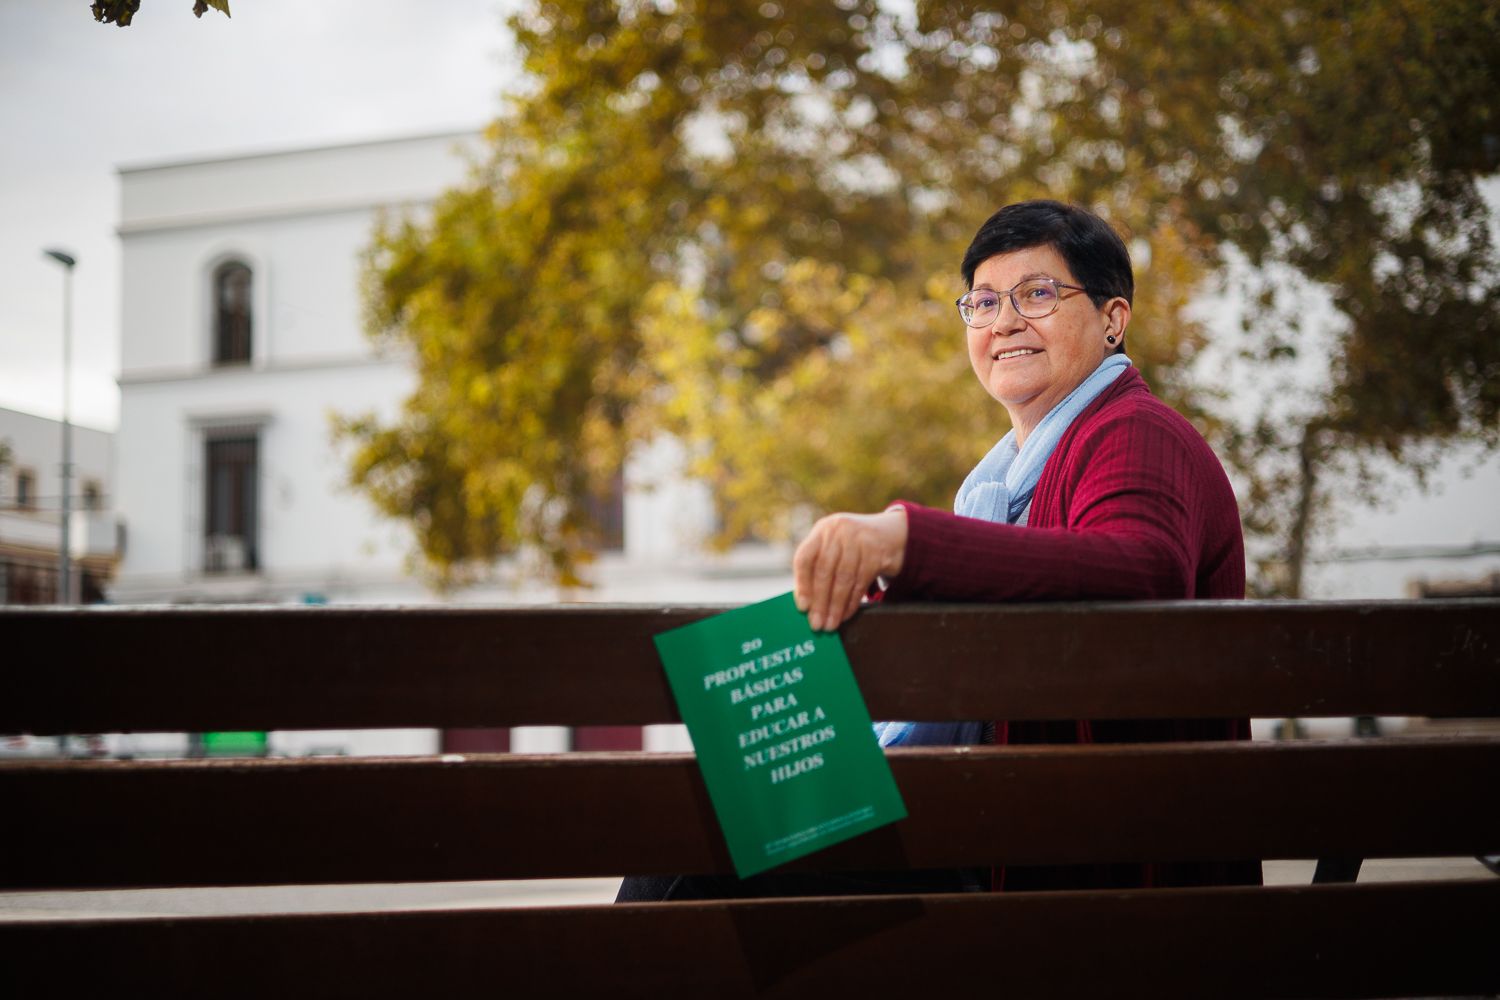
[0,877,626,922]
[2,858,1492,922]
[1262,856,1494,885]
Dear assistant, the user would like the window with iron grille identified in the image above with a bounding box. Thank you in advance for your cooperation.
[204,434,259,573]
[213,261,253,365]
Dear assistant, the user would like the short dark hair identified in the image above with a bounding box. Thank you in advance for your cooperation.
[960,200,1134,309]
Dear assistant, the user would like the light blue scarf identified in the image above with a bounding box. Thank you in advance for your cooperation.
[875,353,1132,747]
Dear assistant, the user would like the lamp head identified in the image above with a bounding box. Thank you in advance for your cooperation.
[44,248,77,269]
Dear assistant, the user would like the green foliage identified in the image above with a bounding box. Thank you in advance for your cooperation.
[346,0,1498,591]
[344,0,1211,585]
[1043,0,1500,593]
[891,0,1499,594]
[90,0,228,26]
[90,0,140,23]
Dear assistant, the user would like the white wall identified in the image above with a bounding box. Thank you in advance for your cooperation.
[113,133,475,604]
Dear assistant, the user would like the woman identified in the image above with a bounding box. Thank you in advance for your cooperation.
[620,200,1256,901]
[794,199,1258,890]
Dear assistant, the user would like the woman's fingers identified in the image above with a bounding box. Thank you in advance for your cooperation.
[793,509,907,632]
[840,556,872,625]
[827,542,868,631]
[809,536,842,631]
[792,521,837,631]
[791,526,825,623]
[815,541,850,632]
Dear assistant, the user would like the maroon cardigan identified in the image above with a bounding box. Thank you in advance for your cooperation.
[887,367,1243,604]
[887,367,1261,890]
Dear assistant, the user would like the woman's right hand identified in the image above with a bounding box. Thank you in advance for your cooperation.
[792,507,908,632]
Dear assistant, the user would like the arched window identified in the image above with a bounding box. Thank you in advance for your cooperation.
[213,261,253,365]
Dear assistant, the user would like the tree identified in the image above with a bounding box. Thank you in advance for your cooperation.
[344,0,1498,592]
[1058,1,1499,595]
[342,0,1211,586]
[889,1,1498,593]
[90,1,229,27]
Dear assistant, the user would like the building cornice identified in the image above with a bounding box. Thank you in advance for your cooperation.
[118,354,409,388]
[117,196,434,237]
[117,128,482,176]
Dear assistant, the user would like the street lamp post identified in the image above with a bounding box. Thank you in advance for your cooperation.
[44,248,76,604]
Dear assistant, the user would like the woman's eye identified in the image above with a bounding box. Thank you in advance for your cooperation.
[976,294,999,309]
[1025,283,1055,299]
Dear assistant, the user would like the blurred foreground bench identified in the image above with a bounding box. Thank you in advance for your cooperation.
[2,600,1498,998]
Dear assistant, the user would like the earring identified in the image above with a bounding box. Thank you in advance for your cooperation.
[1105,335,1117,345]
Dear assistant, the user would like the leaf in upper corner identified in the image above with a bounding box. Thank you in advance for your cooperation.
[193,0,231,17]
[91,0,142,25]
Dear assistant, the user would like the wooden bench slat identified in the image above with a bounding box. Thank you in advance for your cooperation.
[4,739,1495,889]
[3,600,1497,732]
[3,879,1497,998]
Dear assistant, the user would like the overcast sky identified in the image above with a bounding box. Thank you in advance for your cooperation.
[0,0,516,430]
[1,0,1494,593]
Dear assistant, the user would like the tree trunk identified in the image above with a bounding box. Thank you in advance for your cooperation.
[1277,420,1325,741]
[1283,421,1325,600]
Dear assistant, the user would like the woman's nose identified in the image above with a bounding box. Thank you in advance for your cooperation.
[988,297,1025,335]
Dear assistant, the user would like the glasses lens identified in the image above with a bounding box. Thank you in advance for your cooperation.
[1015,279,1060,318]
[959,290,1001,327]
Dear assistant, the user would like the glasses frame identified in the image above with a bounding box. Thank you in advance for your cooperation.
[955,277,1096,328]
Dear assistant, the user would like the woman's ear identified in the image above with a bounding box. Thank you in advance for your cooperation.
[1102,297,1131,342]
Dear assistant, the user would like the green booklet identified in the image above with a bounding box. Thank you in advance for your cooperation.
[654,591,907,877]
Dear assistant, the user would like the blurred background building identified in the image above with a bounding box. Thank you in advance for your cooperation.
[111,132,471,607]
[0,405,120,605]
[100,130,788,757]
[110,130,792,610]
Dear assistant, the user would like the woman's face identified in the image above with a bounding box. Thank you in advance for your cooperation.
[966,244,1121,440]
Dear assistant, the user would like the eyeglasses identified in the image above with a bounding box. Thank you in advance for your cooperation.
[955,277,1095,327]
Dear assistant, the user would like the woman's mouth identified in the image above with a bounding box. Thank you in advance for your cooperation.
[993,348,1041,361]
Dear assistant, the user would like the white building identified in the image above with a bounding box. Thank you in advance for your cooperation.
[112,129,792,609]
[110,131,789,756]
[113,132,467,607]
[0,405,118,604]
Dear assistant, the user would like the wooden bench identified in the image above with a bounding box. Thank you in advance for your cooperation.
[2,599,1498,997]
